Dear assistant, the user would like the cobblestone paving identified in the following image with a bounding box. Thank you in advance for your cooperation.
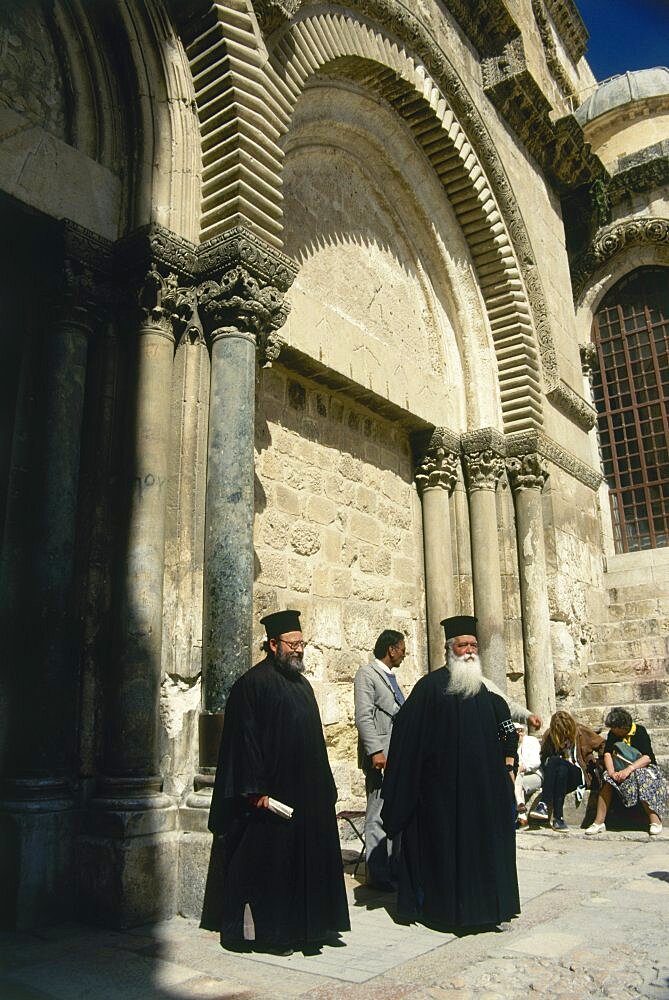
[0,828,667,999]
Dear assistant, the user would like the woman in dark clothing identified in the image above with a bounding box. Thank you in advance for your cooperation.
[529,712,586,832]
[585,706,667,837]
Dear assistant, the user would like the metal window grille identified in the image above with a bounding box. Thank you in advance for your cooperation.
[591,267,669,553]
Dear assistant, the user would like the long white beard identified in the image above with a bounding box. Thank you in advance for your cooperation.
[446,650,483,698]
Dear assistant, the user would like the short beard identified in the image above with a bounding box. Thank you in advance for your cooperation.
[446,649,483,698]
[274,647,305,675]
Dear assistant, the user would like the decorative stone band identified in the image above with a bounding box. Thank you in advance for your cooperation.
[505,429,602,491]
[506,452,549,492]
[49,220,114,330]
[414,427,460,495]
[571,217,669,301]
[546,379,597,431]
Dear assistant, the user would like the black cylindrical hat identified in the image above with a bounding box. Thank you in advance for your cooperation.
[260,609,302,638]
[440,615,478,640]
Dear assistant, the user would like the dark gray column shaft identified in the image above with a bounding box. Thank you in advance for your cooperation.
[202,328,256,713]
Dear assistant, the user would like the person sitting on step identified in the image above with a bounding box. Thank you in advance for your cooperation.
[585,706,666,838]
[529,711,604,832]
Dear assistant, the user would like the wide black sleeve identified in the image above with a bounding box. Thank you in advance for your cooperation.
[208,674,267,833]
[489,691,518,758]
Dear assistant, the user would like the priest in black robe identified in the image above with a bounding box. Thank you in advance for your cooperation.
[203,610,350,954]
[381,615,520,931]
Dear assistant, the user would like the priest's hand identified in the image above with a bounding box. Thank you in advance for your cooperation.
[248,794,270,808]
[370,752,386,770]
[527,714,542,730]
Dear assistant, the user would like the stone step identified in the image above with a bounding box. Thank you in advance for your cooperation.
[605,583,669,604]
[604,598,665,622]
[582,677,669,707]
[588,636,669,663]
[592,618,669,644]
[578,700,669,732]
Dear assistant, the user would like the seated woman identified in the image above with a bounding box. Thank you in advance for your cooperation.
[529,711,604,832]
[585,706,667,837]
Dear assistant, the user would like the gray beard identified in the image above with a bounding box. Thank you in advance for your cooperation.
[446,650,483,698]
[274,648,305,675]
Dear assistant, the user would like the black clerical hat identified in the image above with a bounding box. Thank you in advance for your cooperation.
[260,609,302,638]
[440,615,478,640]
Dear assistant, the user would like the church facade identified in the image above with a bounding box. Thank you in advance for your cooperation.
[1,0,667,929]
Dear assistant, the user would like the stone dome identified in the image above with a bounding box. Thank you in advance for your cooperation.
[575,67,669,125]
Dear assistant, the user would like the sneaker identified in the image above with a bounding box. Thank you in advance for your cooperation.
[551,818,569,832]
[649,823,663,836]
[529,801,549,821]
[585,822,606,836]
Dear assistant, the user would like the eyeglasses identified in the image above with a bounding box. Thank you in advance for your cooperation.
[278,639,307,651]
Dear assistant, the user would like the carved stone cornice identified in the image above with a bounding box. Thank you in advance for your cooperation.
[433,0,519,56]
[546,380,597,430]
[461,429,506,492]
[543,0,588,62]
[254,0,302,34]
[609,152,669,206]
[115,224,197,284]
[507,452,549,492]
[414,427,460,495]
[571,217,669,300]
[531,0,576,101]
[505,429,602,491]
[482,39,605,193]
[579,342,598,378]
[461,427,506,457]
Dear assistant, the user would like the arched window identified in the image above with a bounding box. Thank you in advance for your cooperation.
[591,267,669,553]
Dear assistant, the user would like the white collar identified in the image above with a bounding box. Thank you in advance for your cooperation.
[374,658,393,676]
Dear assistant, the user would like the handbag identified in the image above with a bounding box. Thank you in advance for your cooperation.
[612,740,642,772]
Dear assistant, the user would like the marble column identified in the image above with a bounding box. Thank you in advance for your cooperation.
[178,232,297,920]
[414,428,459,670]
[507,452,555,721]
[462,430,507,689]
[194,237,297,779]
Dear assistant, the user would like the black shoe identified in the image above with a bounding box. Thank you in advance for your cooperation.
[257,943,294,956]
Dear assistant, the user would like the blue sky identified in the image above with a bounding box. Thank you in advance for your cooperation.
[577,0,669,81]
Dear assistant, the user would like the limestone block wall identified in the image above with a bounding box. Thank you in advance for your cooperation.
[254,366,427,807]
[543,465,604,708]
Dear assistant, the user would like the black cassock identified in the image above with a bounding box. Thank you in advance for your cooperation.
[380,668,520,929]
[203,658,350,949]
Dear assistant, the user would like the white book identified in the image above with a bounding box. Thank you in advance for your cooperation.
[267,797,294,819]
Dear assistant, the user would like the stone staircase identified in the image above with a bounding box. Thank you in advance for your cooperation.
[578,576,669,780]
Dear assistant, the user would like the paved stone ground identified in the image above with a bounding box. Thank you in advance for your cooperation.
[1,828,668,1000]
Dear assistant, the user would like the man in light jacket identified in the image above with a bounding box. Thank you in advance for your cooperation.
[354,629,406,891]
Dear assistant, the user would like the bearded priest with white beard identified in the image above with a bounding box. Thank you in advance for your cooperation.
[380,615,521,932]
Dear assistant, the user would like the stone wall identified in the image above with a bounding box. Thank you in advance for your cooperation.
[254,365,427,806]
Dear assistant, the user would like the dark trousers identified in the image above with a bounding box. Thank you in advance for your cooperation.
[541,756,581,820]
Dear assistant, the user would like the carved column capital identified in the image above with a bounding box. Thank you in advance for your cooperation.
[197,227,298,367]
[115,224,198,342]
[414,427,460,495]
[53,220,113,330]
[461,428,506,492]
[506,452,549,492]
[463,450,505,491]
